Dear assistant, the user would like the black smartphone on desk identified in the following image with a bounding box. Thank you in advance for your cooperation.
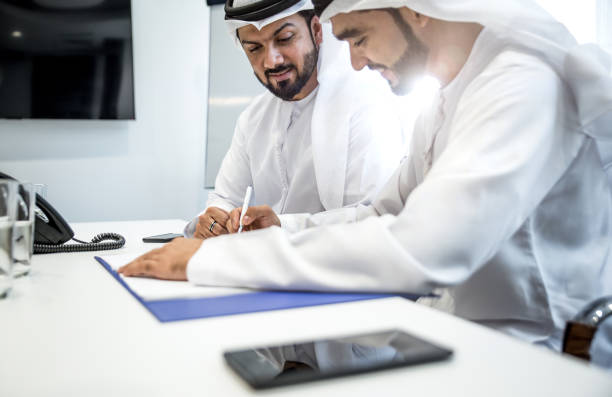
[142,233,183,243]
[223,329,452,389]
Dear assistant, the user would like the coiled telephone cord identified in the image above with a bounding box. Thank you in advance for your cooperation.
[34,233,126,254]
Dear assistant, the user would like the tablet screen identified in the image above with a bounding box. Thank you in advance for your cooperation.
[224,329,452,389]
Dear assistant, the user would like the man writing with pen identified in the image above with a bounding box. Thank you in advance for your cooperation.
[122,0,612,352]
[183,0,405,240]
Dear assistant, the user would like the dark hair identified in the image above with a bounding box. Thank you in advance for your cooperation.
[297,9,316,26]
[312,0,333,17]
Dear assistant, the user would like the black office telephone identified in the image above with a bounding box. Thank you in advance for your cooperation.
[0,172,125,254]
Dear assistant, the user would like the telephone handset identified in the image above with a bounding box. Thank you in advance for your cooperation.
[0,172,125,254]
[33,194,74,245]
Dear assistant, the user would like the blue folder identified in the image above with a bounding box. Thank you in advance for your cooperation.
[95,256,417,322]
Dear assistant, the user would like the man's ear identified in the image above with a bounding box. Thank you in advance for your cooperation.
[311,15,324,46]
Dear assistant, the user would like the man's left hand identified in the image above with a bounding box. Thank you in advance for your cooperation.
[118,237,203,280]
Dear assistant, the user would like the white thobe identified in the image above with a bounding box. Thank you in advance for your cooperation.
[211,87,325,216]
[187,29,612,349]
[184,26,405,236]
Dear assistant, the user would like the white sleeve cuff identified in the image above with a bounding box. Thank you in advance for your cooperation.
[183,218,197,237]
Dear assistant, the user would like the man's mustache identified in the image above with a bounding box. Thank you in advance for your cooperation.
[265,64,296,77]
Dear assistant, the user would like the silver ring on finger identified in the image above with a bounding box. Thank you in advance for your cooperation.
[209,220,217,232]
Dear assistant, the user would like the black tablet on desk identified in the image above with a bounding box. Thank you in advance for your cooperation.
[224,329,452,389]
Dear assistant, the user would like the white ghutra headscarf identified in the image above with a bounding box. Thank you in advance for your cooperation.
[319,0,612,143]
[225,0,314,45]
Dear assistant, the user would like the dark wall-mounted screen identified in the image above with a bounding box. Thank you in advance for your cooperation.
[0,0,135,119]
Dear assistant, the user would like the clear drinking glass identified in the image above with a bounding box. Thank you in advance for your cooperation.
[0,179,17,298]
[33,183,47,199]
[12,182,35,278]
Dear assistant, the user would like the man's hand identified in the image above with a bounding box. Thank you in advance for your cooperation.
[194,207,230,239]
[117,237,203,280]
[227,205,281,233]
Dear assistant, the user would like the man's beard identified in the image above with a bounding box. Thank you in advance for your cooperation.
[256,47,318,101]
[384,9,429,95]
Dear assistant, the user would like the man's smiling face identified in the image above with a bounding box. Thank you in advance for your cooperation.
[238,13,322,100]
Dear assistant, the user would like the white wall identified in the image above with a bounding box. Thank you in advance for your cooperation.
[0,0,210,223]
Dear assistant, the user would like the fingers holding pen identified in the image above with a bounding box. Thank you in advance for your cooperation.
[229,206,258,232]
[228,205,280,233]
[217,206,271,234]
[228,207,242,233]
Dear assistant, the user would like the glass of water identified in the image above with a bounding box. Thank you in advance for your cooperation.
[13,182,35,278]
[0,179,17,298]
[33,183,47,199]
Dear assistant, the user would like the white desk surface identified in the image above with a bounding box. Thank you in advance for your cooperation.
[1,219,610,397]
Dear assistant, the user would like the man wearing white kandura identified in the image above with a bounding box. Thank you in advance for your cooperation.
[184,0,405,239]
[121,0,612,351]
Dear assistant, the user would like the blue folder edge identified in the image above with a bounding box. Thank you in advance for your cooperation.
[95,256,418,322]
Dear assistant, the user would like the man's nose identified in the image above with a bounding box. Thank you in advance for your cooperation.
[263,45,284,69]
[349,48,369,71]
